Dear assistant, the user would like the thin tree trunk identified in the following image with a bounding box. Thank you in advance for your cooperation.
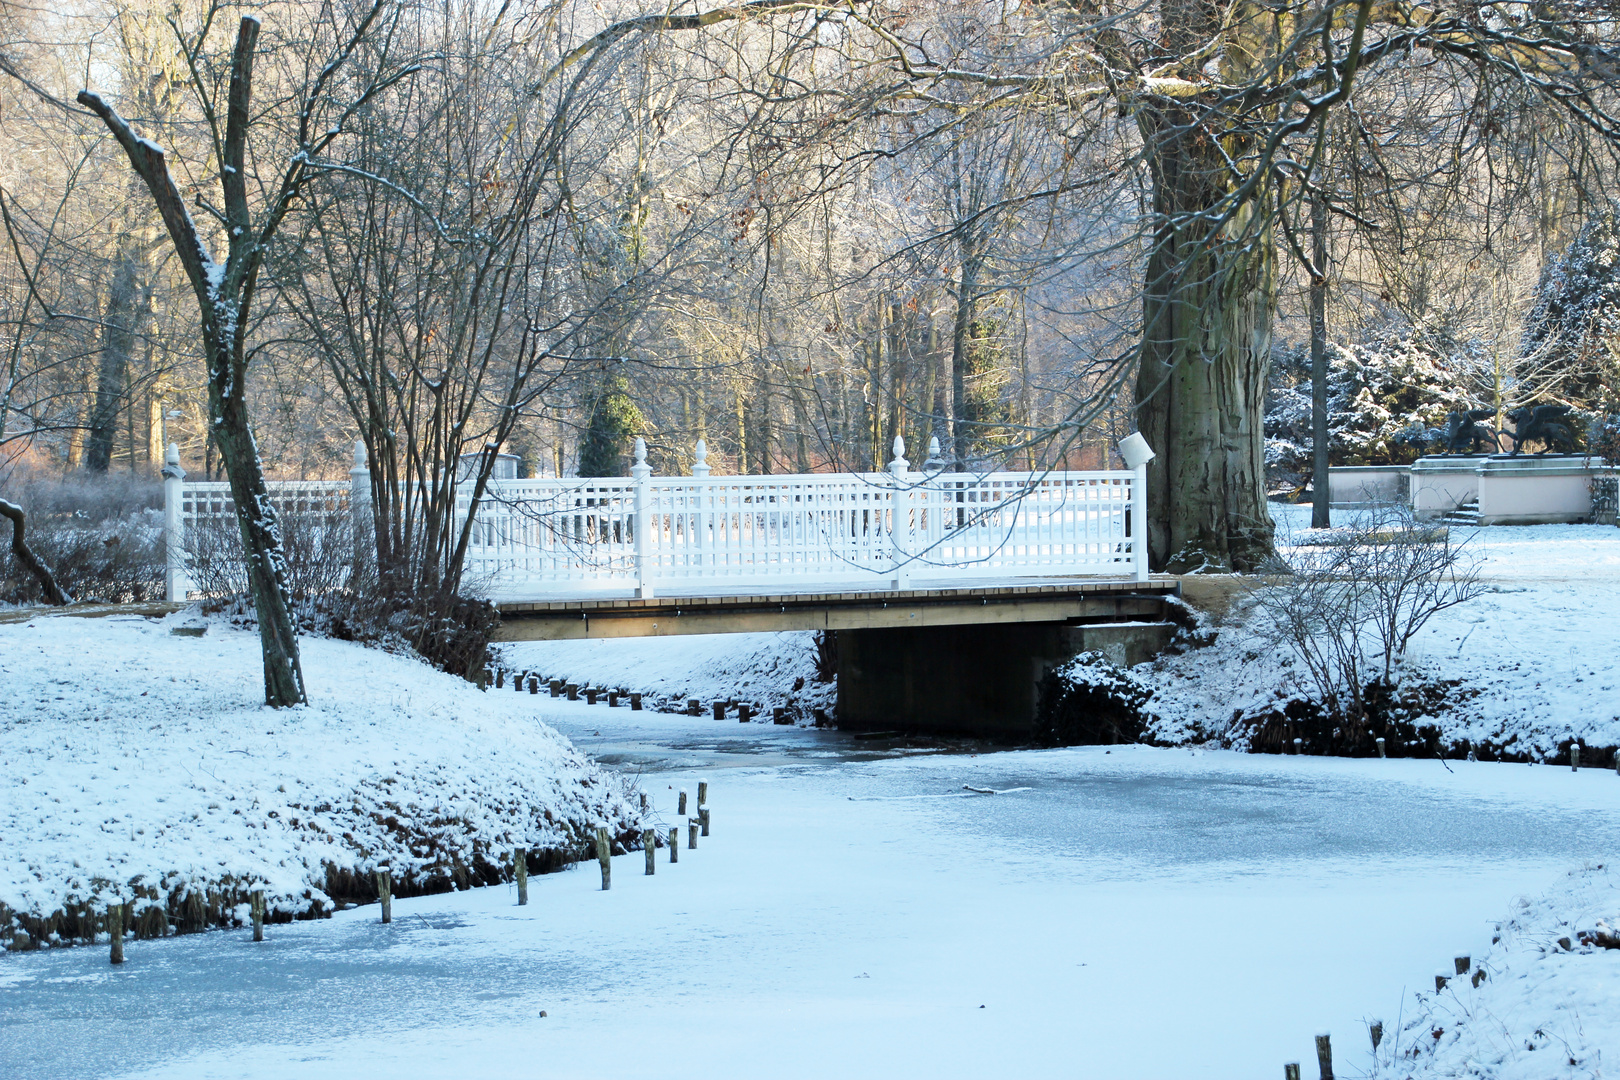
[949,251,983,470]
[1310,195,1331,530]
[84,246,139,472]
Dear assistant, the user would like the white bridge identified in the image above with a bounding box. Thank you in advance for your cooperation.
[163,435,1154,603]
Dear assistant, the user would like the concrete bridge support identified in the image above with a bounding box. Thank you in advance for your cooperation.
[834,620,1176,740]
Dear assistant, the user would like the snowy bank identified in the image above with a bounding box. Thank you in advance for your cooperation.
[0,610,646,951]
[1374,863,1619,1079]
[500,630,836,722]
[1138,508,1620,760]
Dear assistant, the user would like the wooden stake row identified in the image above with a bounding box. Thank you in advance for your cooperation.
[106,786,715,963]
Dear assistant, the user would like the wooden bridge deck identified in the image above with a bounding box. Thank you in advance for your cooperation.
[492,577,1181,640]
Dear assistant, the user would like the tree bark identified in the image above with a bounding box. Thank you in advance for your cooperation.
[1135,106,1277,572]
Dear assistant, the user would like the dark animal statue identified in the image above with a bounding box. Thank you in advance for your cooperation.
[1506,404,1577,455]
[1444,409,1500,454]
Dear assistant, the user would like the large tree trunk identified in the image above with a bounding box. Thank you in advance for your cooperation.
[1135,109,1276,572]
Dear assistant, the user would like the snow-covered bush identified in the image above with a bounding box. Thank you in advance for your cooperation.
[1265,332,1474,492]
[1033,651,1154,747]
[1250,505,1484,746]
[1523,205,1620,405]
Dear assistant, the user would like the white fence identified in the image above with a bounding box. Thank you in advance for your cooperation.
[164,435,1152,601]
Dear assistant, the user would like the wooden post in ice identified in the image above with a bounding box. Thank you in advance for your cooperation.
[515,846,529,906]
[376,869,392,924]
[669,826,679,863]
[678,790,687,815]
[595,828,612,891]
[162,443,187,601]
[632,437,654,599]
[108,901,124,965]
[251,889,265,942]
[644,829,656,875]
[697,781,708,807]
[688,820,699,849]
[1284,1064,1300,1080]
[1314,1033,1333,1080]
[630,692,643,711]
[1117,432,1155,584]
[1571,743,1580,771]
[1375,737,1386,758]
[699,807,711,837]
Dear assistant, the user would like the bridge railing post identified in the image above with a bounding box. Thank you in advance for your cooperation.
[888,435,911,590]
[691,438,709,571]
[1118,432,1156,583]
[632,437,654,598]
[349,439,372,585]
[162,442,187,601]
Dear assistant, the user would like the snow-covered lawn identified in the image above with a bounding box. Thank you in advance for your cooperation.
[0,611,643,946]
[2,710,1617,1079]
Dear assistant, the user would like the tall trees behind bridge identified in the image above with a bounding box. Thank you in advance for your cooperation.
[4,0,1619,574]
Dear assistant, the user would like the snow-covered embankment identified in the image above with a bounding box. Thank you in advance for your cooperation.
[0,610,646,951]
[1375,864,1619,1079]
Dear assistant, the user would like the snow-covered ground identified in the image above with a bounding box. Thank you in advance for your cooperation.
[0,610,643,945]
[1146,506,1620,757]
[2,697,1618,1080]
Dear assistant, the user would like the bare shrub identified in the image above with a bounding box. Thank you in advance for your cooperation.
[184,505,354,602]
[0,470,163,604]
[1254,504,1486,730]
[187,505,496,681]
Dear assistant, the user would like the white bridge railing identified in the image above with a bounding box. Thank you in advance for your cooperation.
[163,435,1153,601]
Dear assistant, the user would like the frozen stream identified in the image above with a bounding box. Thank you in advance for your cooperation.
[4,704,1619,1079]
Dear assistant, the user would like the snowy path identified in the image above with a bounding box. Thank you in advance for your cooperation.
[4,703,1618,1079]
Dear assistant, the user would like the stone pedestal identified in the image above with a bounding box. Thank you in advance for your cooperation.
[1327,465,1408,508]
[1477,455,1607,525]
[1410,457,1483,519]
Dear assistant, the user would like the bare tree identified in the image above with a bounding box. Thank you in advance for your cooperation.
[76,3,413,705]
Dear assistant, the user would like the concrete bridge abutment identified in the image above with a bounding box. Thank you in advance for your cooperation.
[834,619,1177,741]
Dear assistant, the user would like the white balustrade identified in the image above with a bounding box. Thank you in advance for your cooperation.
[166,435,1154,601]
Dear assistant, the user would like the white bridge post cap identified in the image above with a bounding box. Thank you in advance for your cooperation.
[1119,432,1156,470]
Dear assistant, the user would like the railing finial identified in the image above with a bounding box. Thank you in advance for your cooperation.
[887,435,909,476]
[353,438,367,467]
[634,436,647,465]
[692,437,710,478]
